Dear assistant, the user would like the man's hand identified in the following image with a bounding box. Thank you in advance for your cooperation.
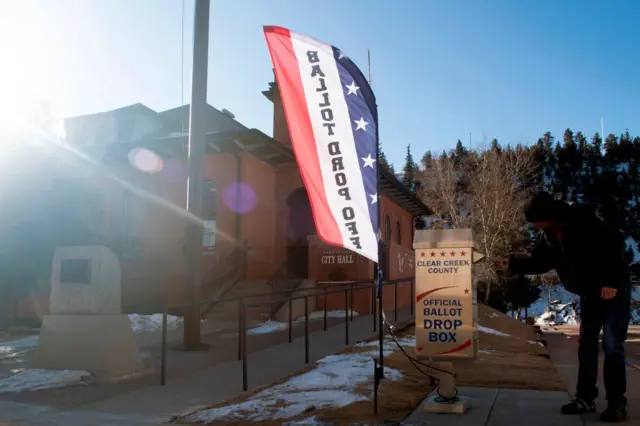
[601,287,617,300]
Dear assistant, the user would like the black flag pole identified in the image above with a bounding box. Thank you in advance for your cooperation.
[373,110,384,414]
[369,47,384,375]
[375,138,384,371]
[370,48,384,413]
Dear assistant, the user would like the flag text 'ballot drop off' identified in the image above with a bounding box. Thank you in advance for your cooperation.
[413,228,485,414]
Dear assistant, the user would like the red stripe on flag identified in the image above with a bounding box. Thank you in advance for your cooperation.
[263,26,342,245]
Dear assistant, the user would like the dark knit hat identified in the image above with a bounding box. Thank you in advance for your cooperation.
[524,191,568,223]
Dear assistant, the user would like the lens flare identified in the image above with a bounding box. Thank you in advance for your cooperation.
[128,148,163,174]
[162,158,187,182]
[223,182,257,214]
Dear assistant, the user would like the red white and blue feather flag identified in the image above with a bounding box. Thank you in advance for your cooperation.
[264,26,379,264]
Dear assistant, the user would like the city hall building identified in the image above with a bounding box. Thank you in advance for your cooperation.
[15,81,430,321]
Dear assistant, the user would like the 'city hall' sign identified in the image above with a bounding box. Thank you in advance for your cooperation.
[321,252,355,265]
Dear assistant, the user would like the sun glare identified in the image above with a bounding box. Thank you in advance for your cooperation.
[0,3,64,145]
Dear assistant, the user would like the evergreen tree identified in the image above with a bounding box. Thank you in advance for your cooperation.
[378,143,394,174]
[453,140,468,164]
[490,138,502,154]
[421,151,433,169]
[402,144,419,190]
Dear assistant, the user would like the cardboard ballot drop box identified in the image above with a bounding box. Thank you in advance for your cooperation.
[413,228,481,360]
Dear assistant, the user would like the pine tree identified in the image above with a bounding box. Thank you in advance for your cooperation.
[490,138,502,154]
[378,143,394,173]
[421,151,433,169]
[402,144,418,191]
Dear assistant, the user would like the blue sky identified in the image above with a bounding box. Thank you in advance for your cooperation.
[2,0,639,168]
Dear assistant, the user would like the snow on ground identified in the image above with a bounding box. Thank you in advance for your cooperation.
[247,321,289,335]
[183,351,403,423]
[530,284,640,326]
[626,237,640,264]
[0,368,92,393]
[477,325,510,337]
[527,285,578,319]
[0,335,40,359]
[354,335,416,357]
[535,303,579,326]
[128,313,183,333]
[308,310,359,320]
[247,311,360,335]
[0,313,185,359]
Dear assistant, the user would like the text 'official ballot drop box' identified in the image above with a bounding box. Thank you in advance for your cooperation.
[413,228,482,360]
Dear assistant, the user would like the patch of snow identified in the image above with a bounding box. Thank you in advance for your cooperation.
[535,304,579,326]
[633,289,640,325]
[626,237,640,264]
[531,284,640,325]
[183,352,402,422]
[247,321,288,335]
[355,335,415,348]
[128,314,183,333]
[477,325,510,337]
[354,335,415,357]
[308,310,359,320]
[526,285,578,319]
[285,353,403,390]
[0,335,40,358]
[530,285,579,325]
[0,369,92,393]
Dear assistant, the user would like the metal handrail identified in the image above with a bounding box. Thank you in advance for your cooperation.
[159,277,416,388]
[167,277,408,310]
[199,242,249,317]
[265,245,311,319]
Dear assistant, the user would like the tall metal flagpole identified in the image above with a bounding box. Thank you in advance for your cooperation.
[182,0,211,350]
[369,48,385,376]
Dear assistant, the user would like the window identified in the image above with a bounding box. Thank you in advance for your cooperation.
[202,181,217,249]
[396,220,402,245]
[203,181,217,219]
[384,215,391,242]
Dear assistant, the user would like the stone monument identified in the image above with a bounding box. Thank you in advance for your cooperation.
[413,228,485,414]
[33,246,145,382]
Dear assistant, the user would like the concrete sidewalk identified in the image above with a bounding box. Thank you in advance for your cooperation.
[0,308,413,425]
[403,387,582,426]
[544,328,640,425]
[403,327,639,425]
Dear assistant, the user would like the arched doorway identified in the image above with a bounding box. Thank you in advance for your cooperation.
[286,188,316,278]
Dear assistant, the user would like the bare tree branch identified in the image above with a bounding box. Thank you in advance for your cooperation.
[419,146,536,303]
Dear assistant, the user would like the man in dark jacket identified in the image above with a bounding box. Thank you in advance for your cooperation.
[502,191,631,422]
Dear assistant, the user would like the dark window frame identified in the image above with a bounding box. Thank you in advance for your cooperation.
[384,215,392,242]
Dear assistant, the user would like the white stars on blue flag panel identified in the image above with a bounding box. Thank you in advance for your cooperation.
[332,46,379,237]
